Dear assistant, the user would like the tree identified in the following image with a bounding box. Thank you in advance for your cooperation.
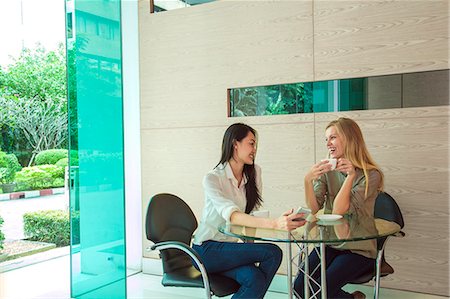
[0,44,66,102]
[0,44,68,165]
[0,96,67,166]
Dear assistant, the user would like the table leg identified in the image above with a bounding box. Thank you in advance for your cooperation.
[304,244,310,299]
[287,242,293,299]
[320,242,327,299]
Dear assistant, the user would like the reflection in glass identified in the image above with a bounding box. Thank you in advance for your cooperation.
[230,83,313,117]
[229,69,449,117]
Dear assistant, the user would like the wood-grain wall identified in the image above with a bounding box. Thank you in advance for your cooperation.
[138,0,449,296]
[314,0,449,80]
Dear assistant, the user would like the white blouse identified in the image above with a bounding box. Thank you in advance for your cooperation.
[193,162,262,245]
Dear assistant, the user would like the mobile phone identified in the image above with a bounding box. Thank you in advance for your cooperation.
[293,206,312,221]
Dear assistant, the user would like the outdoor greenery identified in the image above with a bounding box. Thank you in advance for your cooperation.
[55,158,69,168]
[35,149,68,165]
[0,151,22,184]
[0,44,70,195]
[0,45,66,101]
[0,44,68,167]
[230,83,313,116]
[15,165,65,191]
[23,210,70,247]
[0,216,5,251]
[0,34,71,259]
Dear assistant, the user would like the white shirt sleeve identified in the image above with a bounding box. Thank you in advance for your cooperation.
[202,172,240,222]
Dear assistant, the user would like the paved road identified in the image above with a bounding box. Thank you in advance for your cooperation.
[0,194,68,240]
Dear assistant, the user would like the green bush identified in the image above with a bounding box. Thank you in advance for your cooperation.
[15,164,64,190]
[35,149,68,165]
[55,158,68,168]
[23,210,69,247]
[0,215,5,250]
[6,154,22,172]
[0,152,22,183]
[52,178,65,187]
[40,164,64,178]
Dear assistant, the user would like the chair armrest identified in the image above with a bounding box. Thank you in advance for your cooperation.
[148,241,205,268]
[394,230,405,237]
[147,241,211,296]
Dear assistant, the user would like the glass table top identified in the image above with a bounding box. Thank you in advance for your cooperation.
[218,214,401,244]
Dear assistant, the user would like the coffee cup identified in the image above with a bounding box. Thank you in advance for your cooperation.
[252,210,270,218]
[322,158,337,170]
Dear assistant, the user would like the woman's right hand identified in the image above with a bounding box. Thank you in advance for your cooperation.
[305,160,332,182]
[274,209,306,231]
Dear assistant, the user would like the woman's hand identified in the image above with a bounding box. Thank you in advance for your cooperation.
[305,160,332,182]
[274,209,306,231]
[336,158,355,176]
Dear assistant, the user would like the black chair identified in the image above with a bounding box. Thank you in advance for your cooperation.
[350,191,405,298]
[145,193,240,298]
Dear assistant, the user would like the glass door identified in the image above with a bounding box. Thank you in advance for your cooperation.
[66,0,126,297]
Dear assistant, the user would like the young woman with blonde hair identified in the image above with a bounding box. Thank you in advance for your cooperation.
[294,117,384,299]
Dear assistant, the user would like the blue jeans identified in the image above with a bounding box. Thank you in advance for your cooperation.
[294,246,375,299]
[192,241,282,299]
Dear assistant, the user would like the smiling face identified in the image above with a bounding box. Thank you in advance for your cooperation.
[325,125,345,159]
[234,131,257,165]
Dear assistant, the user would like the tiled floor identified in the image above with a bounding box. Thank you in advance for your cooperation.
[0,254,447,299]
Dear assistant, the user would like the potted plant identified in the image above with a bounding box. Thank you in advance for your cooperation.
[0,152,22,193]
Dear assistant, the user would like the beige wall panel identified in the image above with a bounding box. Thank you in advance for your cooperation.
[314,107,449,296]
[141,126,226,257]
[403,69,450,107]
[314,1,449,80]
[139,0,313,129]
[255,120,315,217]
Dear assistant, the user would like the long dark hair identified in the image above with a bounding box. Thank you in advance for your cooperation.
[216,123,262,213]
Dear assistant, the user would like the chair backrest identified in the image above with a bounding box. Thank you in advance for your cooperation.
[374,191,404,229]
[146,193,198,273]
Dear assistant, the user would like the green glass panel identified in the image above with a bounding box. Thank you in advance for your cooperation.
[230,82,314,116]
[229,70,450,116]
[312,80,333,112]
[338,78,366,111]
[66,0,126,298]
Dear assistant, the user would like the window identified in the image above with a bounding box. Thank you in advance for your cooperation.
[150,0,216,13]
[228,70,449,117]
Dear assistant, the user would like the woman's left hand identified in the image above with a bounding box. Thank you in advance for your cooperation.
[336,158,356,176]
[275,209,306,231]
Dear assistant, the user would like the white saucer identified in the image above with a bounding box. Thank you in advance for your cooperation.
[316,214,343,221]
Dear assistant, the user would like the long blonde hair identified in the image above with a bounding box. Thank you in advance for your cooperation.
[326,117,384,197]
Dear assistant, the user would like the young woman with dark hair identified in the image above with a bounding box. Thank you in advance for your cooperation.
[193,123,305,299]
